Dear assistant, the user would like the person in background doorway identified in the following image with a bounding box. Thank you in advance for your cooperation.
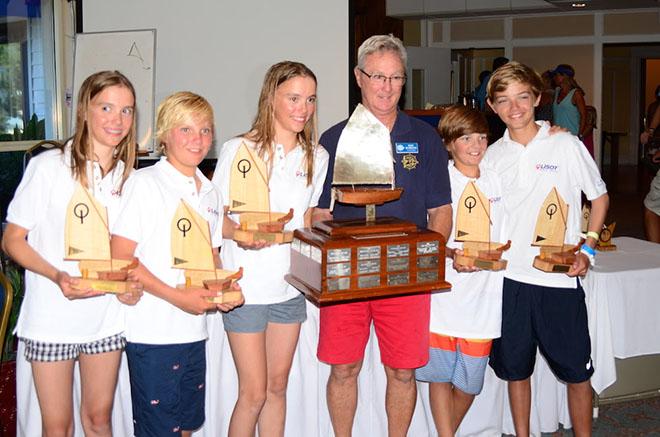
[534,70,554,123]
[552,64,588,139]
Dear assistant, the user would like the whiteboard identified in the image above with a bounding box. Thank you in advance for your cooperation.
[72,29,156,152]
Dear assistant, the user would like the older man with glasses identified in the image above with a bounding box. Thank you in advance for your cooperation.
[313,34,452,437]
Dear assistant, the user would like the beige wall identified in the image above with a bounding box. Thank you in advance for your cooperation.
[513,45,594,104]
[645,59,660,117]
[513,15,594,38]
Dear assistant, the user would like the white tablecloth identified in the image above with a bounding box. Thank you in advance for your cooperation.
[16,237,660,436]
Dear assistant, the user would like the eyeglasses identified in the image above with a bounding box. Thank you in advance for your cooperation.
[358,68,407,87]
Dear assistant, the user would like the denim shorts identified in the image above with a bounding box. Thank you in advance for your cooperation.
[222,294,307,333]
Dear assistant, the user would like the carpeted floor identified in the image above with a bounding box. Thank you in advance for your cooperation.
[541,396,660,436]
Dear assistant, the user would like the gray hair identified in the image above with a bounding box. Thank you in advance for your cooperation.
[357,34,407,70]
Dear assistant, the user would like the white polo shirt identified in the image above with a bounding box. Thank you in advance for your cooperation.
[483,122,607,288]
[213,137,329,305]
[7,143,125,343]
[113,158,223,344]
[429,162,504,339]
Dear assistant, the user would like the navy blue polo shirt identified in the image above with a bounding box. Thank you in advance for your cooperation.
[318,110,451,229]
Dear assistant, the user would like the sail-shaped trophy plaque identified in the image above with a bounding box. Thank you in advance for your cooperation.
[171,200,243,303]
[453,181,510,270]
[65,183,138,293]
[287,104,450,305]
[532,188,580,273]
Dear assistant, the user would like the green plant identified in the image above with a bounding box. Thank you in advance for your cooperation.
[2,261,24,361]
[11,114,45,141]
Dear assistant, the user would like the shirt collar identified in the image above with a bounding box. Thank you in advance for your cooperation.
[156,156,214,196]
[502,120,550,148]
[391,110,412,137]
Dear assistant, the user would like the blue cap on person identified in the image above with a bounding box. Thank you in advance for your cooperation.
[551,64,575,77]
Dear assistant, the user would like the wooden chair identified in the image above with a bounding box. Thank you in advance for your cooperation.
[22,139,63,172]
[0,271,14,359]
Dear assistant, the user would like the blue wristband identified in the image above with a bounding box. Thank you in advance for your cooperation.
[580,244,596,256]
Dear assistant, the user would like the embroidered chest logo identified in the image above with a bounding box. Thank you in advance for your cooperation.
[535,163,559,172]
[402,154,418,171]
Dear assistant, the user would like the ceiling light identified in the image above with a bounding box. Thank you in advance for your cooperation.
[571,2,587,7]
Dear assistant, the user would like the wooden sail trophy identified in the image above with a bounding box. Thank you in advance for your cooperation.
[532,188,579,273]
[171,200,243,303]
[65,183,137,293]
[331,104,403,221]
[286,104,450,305]
[596,222,617,251]
[453,181,510,270]
[228,142,293,243]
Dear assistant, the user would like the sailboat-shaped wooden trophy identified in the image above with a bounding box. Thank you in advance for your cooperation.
[171,200,243,303]
[228,142,293,243]
[65,183,137,293]
[453,181,510,270]
[532,187,579,273]
[597,222,617,251]
[286,104,450,305]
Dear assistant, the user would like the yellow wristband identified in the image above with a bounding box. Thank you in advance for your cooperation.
[586,231,600,240]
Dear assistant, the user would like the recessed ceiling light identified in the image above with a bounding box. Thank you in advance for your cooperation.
[571,2,587,7]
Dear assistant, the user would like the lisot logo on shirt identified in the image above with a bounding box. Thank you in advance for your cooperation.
[489,196,501,204]
[111,189,121,197]
[207,206,219,216]
[535,163,559,172]
[295,170,308,178]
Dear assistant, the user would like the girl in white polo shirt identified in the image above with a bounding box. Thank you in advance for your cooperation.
[212,61,329,436]
[2,71,142,436]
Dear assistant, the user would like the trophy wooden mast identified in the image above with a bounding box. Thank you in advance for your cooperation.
[171,200,242,303]
[64,183,136,293]
[532,187,579,272]
[453,181,509,270]
[228,142,293,242]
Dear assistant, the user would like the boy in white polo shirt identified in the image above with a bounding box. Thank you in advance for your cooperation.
[416,105,505,436]
[484,62,609,436]
[111,91,243,436]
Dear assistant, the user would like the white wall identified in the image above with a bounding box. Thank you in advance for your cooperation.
[83,0,348,157]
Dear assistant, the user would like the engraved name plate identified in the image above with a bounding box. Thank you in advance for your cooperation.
[387,243,410,258]
[358,245,380,260]
[388,273,409,286]
[387,257,409,272]
[300,241,311,258]
[417,270,439,283]
[327,248,351,263]
[417,255,439,269]
[327,262,351,277]
[311,246,322,263]
[358,259,380,274]
[417,241,439,255]
[358,275,380,288]
[328,277,351,291]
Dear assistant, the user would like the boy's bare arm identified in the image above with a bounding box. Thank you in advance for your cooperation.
[567,192,609,277]
[111,234,217,314]
[428,204,452,240]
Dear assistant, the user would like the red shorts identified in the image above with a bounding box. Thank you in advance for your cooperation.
[317,293,430,368]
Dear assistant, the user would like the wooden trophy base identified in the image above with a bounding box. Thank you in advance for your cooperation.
[596,243,617,252]
[454,254,507,271]
[533,256,572,273]
[287,217,450,305]
[182,268,243,304]
[74,277,138,294]
[234,229,293,244]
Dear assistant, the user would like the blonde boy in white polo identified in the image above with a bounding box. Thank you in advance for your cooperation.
[483,62,608,437]
[111,92,242,437]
